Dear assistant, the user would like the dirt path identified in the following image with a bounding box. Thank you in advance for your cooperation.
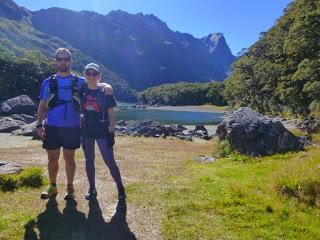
[0,134,213,239]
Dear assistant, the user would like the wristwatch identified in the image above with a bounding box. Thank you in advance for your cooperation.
[36,123,43,129]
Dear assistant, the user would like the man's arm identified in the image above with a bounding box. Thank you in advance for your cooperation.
[98,82,113,95]
[37,100,48,138]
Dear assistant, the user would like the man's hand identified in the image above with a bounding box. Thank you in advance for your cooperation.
[98,83,113,95]
[37,100,47,139]
[37,126,46,139]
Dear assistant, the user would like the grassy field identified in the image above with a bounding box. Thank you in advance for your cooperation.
[0,133,319,239]
[127,135,320,240]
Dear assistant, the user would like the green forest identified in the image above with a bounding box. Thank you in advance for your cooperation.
[224,0,320,117]
[137,82,226,106]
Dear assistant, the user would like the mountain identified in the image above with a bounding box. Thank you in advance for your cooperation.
[0,0,29,20]
[202,33,236,76]
[0,0,236,101]
[31,8,235,90]
[0,1,136,101]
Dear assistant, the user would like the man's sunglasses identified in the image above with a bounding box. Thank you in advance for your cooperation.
[85,71,99,77]
[56,57,71,62]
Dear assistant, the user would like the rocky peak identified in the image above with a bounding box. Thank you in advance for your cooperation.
[0,0,30,20]
[202,33,228,54]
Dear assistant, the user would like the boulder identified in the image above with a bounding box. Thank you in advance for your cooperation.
[10,114,36,124]
[125,120,167,137]
[0,95,36,116]
[114,120,212,141]
[297,118,320,134]
[169,124,187,133]
[11,121,37,137]
[116,120,127,126]
[0,117,25,133]
[0,161,22,175]
[194,155,217,163]
[194,124,208,133]
[216,108,303,156]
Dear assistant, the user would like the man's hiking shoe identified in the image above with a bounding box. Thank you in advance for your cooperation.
[64,184,75,201]
[118,187,126,200]
[40,185,58,199]
[85,188,97,200]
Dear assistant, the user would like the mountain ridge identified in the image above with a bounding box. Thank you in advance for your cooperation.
[0,0,236,101]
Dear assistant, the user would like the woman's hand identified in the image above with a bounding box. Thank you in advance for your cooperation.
[107,131,115,148]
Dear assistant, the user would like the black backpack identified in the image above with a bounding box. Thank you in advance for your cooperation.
[47,74,81,112]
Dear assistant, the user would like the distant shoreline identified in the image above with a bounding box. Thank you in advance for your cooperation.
[117,102,228,113]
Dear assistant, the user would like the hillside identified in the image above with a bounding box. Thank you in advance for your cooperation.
[0,0,236,102]
[224,0,320,117]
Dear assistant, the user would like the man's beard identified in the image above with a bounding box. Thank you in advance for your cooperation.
[58,64,71,73]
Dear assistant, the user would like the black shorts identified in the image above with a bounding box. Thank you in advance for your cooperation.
[43,125,81,150]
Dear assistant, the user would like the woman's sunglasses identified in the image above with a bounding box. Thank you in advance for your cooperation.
[85,71,99,77]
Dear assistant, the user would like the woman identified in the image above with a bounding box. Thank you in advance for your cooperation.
[80,63,126,200]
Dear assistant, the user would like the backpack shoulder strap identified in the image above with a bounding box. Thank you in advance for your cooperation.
[48,75,58,94]
[71,74,81,111]
[79,82,89,103]
[97,87,107,121]
[47,75,58,109]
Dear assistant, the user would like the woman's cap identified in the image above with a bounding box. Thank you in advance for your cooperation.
[85,63,100,73]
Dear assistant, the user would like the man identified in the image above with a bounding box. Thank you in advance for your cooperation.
[37,48,113,200]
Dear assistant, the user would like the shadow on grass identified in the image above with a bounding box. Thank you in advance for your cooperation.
[24,198,136,240]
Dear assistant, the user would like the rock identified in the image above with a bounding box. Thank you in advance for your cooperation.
[0,161,22,175]
[297,118,320,134]
[0,117,25,133]
[125,120,167,137]
[116,120,127,126]
[169,124,187,133]
[0,95,36,116]
[194,155,217,163]
[216,107,303,156]
[11,121,37,137]
[189,125,211,140]
[10,114,36,124]
[113,120,211,141]
[126,120,140,128]
[194,124,208,133]
[299,135,313,146]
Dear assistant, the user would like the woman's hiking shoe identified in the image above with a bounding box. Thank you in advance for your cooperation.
[85,188,97,200]
[40,185,58,199]
[64,184,75,201]
[118,187,126,200]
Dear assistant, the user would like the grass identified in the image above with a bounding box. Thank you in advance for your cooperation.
[198,104,228,111]
[127,134,320,240]
[1,134,320,239]
[0,167,46,239]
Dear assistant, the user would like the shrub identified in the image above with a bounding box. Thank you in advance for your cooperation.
[218,140,234,157]
[19,167,45,188]
[0,167,45,192]
[0,174,19,191]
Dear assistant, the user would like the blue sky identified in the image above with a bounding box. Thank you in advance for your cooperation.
[14,0,292,55]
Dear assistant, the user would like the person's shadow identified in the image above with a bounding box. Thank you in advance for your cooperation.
[24,197,136,240]
[86,198,136,239]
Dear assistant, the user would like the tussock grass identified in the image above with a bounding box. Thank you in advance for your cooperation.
[0,167,45,191]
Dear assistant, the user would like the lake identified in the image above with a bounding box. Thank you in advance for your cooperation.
[115,103,225,125]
